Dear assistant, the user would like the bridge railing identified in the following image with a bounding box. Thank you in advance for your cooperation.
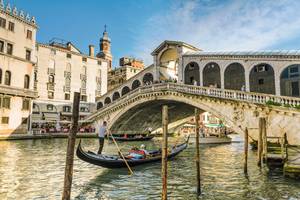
[88,83,300,121]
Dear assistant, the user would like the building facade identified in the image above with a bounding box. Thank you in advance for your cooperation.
[31,37,109,133]
[107,57,144,91]
[0,2,37,134]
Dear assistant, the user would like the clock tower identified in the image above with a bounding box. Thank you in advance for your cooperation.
[97,25,113,70]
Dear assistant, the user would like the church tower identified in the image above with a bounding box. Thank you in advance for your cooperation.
[97,25,112,70]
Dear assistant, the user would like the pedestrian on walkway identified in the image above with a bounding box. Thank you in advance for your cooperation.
[97,121,107,154]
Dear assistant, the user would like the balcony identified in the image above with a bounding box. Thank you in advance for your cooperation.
[80,74,87,81]
[80,88,87,95]
[47,68,55,75]
[63,85,71,93]
[64,71,71,78]
[47,83,55,91]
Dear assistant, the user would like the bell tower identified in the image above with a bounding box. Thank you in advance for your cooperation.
[97,25,113,70]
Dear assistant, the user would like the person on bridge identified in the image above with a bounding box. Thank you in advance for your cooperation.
[97,121,107,154]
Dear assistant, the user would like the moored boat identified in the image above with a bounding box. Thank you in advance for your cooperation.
[76,137,189,168]
[108,134,155,142]
[190,134,232,144]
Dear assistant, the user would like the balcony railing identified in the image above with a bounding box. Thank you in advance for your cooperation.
[80,88,87,95]
[47,68,55,75]
[63,85,71,93]
[64,71,71,78]
[80,74,87,81]
[0,85,38,98]
[47,83,55,91]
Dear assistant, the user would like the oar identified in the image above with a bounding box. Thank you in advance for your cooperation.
[108,130,134,175]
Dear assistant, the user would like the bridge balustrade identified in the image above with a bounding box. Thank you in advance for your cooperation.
[94,83,300,115]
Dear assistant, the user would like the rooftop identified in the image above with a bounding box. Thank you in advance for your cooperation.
[184,50,300,57]
[151,40,200,56]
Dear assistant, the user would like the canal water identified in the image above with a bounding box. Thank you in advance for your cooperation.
[0,137,299,200]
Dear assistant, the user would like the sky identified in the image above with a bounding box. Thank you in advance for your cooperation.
[10,0,300,67]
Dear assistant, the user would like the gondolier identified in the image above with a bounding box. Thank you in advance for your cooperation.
[98,121,107,154]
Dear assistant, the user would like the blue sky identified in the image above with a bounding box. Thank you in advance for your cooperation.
[10,0,300,66]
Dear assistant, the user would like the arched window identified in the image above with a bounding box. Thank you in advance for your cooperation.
[66,63,71,72]
[132,80,141,90]
[143,73,154,85]
[49,75,55,83]
[121,86,130,96]
[112,92,120,101]
[104,97,111,105]
[24,74,30,89]
[224,63,245,90]
[184,62,200,85]
[97,102,103,110]
[280,64,300,97]
[203,62,221,88]
[4,71,11,86]
[0,68,2,84]
[249,63,275,94]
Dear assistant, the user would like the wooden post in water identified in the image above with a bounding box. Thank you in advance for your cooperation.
[262,118,267,163]
[161,105,168,200]
[195,108,201,195]
[257,117,263,167]
[62,92,80,200]
[244,128,249,174]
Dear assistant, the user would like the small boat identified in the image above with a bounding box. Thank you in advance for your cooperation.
[76,137,189,168]
[108,134,155,142]
[190,134,232,144]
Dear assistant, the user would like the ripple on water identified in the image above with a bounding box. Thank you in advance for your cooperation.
[0,138,300,200]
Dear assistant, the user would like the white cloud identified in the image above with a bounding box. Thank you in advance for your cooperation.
[133,0,300,65]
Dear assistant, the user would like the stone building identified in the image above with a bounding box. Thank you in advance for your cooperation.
[31,36,109,132]
[107,57,144,91]
[0,2,37,134]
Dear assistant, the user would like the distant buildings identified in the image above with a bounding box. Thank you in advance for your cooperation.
[107,56,144,91]
[0,1,110,134]
[0,2,37,134]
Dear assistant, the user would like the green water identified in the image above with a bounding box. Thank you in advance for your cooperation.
[0,138,299,200]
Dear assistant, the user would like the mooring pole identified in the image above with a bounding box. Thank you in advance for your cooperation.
[161,105,168,200]
[244,128,249,174]
[62,92,80,200]
[195,108,201,195]
[262,118,267,163]
[257,118,263,167]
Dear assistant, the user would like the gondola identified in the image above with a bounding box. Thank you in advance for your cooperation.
[76,136,189,168]
[108,134,155,142]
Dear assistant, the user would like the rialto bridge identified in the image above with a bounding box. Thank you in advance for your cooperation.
[86,41,300,145]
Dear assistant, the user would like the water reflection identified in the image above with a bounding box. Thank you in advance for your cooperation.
[0,138,299,200]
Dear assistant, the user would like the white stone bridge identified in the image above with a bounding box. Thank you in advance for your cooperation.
[86,83,300,145]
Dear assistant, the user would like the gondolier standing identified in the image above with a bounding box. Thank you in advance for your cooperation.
[98,121,107,154]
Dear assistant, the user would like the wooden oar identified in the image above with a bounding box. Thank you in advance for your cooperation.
[108,130,134,175]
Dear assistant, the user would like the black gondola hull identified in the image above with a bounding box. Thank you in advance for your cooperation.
[108,135,155,142]
[76,140,188,168]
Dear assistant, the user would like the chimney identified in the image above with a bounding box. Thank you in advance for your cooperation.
[89,45,95,57]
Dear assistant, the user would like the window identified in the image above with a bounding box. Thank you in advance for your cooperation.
[0,68,2,84]
[21,118,28,125]
[80,95,87,102]
[25,50,31,61]
[82,57,87,62]
[1,117,9,124]
[49,75,54,83]
[0,17,6,28]
[7,43,13,55]
[4,71,11,85]
[22,99,30,110]
[98,60,101,65]
[24,75,30,89]
[8,22,14,32]
[65,93,70,100]
[66,53,71,58]
[0,40,4,52]
[63,106,71,112]
[47,104,54,111]
[258,79,264,85]
[2,97,10,109]
[48,91,54,99]
[80,107,89,112]
[26,30,32,40]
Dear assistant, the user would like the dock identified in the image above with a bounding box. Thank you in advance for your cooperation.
[284,145,300,179]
